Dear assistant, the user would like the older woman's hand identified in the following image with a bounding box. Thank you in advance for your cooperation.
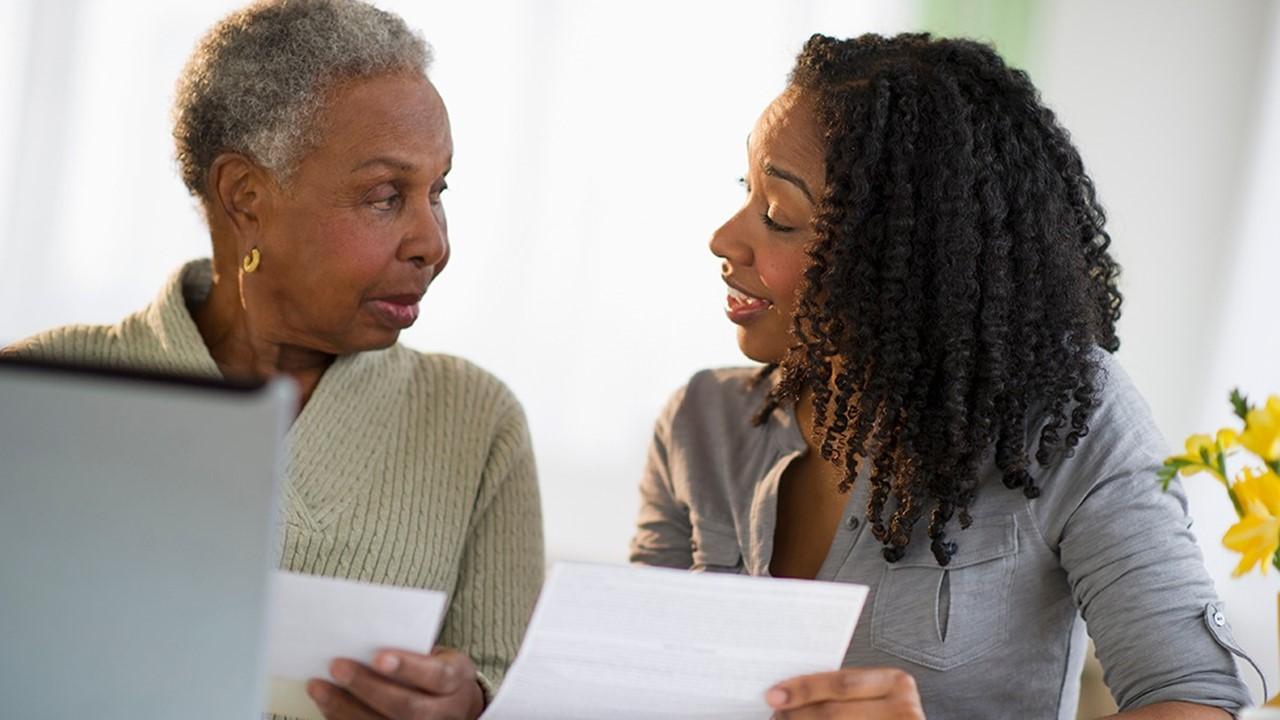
[307,647,485,720]
[766,667,925,719]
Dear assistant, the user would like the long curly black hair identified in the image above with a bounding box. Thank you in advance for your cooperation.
[754,33,1122,566]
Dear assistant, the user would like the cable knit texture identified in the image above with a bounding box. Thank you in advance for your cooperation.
[2,259,545,714]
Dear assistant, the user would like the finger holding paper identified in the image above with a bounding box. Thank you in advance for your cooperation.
[766,667,925,719]
[309,647,485,720]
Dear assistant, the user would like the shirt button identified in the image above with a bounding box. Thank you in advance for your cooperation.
[846,516,860,530]
[1213,611,1226,627]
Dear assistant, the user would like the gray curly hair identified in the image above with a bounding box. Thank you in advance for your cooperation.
[173,0,431,199]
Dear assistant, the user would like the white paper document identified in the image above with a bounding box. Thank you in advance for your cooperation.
[264,571,448,720]
[483,562,868,720]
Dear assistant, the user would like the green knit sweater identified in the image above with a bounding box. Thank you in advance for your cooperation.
[1,259,545,705]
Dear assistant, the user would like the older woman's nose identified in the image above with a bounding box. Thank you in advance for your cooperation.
[399,200,448,269]
[708,210,754,267]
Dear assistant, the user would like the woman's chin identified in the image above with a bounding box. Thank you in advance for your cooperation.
[736,328,786,366]
[360,329,404,352]
[332,325,403,355]
[347,307,421,350]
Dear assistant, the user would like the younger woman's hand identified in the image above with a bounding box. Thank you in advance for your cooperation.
[307,646,485,720]
[766,667,925,719]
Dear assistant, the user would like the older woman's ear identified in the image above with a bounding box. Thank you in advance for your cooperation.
[207,152,273,250]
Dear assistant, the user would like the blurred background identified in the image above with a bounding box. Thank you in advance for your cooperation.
[1,0,1276,710]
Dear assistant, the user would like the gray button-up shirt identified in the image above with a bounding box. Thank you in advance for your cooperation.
[630,354,1253,718]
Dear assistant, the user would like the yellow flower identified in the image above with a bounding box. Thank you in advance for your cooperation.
[1222,467,1280,576]
[1167,434,1222,479]
[1240,395,1280,462]
[1216,427,1239,449]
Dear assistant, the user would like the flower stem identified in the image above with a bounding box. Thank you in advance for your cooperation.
[1227,486,1243,517]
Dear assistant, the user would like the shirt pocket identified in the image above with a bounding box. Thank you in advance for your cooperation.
[870,514,1019,670]
[689,515,744,574]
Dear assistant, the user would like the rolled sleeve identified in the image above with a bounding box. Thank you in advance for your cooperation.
[1041,358,1253,713]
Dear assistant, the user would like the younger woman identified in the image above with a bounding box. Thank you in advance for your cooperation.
[631,33,1252,719]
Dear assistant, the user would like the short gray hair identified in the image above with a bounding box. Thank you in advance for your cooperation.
[173,0,431,198]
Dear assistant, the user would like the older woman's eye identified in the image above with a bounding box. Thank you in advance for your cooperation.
[737,176,750,193]
[369,193,401,212]
[429,181,448,205]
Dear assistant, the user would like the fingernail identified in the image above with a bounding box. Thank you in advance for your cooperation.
[766,687,788,706]
[308,683,330,705]
[376,654,400,673]
[331,662,354,685]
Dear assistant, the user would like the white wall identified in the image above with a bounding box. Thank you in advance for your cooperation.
[0,0,244,336]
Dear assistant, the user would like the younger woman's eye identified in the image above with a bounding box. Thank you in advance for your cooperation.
[761,211,795,233]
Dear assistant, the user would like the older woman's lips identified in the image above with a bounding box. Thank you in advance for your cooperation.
[368,295,421,329]
[725,283,772,325]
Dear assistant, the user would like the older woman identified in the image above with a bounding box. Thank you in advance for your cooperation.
[1,1,541,719]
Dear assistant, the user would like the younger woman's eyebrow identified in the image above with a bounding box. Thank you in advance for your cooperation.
[764,163,814,203]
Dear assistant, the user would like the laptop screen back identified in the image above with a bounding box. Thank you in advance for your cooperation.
[0,361,293,720]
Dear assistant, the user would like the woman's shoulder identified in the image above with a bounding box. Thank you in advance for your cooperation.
[0,317,143,366]
[682,365,770,406]
[1018,349,1164,472]
[393,347,527,424]
[1056,349,1172,493]
[656,365,773,436]
[1071,348,1166,458]
[2,263,205,370]
[1025,349,1178,541]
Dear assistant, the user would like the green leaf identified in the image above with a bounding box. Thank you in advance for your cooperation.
[1273,546,1280,575]
[1199,447,1213,466]
[1230,388,1250,422]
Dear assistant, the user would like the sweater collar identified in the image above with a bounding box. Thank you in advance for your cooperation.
[147,260,410,532]
[140,258,224,378]
[138,257,409,532]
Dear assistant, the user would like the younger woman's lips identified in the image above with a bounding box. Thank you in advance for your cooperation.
[724,283,772,325]
[368,298,421,329]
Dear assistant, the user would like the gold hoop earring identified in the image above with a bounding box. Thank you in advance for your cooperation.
[242,247,261,274]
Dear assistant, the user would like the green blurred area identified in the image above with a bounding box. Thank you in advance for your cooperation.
[920,0,1038,73]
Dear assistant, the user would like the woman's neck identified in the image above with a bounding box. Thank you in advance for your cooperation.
[793,382,863,471]
[192,272,332,412]
[793,386,823,456]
